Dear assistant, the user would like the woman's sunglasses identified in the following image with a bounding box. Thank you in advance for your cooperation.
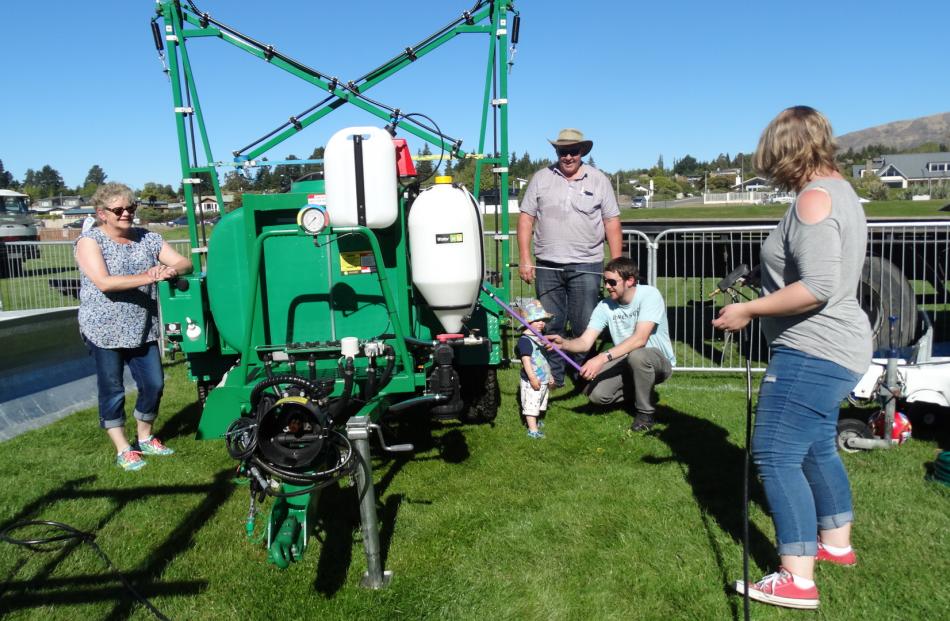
[103,204,137,216]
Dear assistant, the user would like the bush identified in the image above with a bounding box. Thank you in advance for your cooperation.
[850,174,889,201]
[137,207,173,224]
[930,182,950,199]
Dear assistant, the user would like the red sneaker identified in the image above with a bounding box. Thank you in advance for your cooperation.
[734,567,819,610]
[816,542,857,566]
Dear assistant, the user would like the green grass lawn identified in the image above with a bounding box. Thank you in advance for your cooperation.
[156,226,196,242]
[1,363,947,620]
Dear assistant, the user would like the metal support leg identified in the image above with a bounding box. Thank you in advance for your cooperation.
[346,415,392,588]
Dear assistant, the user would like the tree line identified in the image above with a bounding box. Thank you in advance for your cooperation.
[0,161,111,199]
[4,139,943,208]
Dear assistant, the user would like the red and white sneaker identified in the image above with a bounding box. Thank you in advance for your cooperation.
[816,542,857,566]
[734,567,819,610]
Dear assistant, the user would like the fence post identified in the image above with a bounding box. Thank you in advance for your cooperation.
[648,240,658,286]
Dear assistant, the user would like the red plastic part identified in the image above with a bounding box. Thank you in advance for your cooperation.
[436,333,464,343]
[393,138,417,177]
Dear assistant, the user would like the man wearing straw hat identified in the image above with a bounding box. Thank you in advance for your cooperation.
[518,128,623,387]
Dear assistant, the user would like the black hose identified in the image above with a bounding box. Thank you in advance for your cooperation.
[327,358,355,424]
[402,112,446,183]
[404,335,437,348]
[179,1,462,154]
[1,521,170,621]
[250,431,354,484]
[184,0,328,81]
[376,346,396,391]
[387,393,447,413]
[224,416,258,460]
[353,0,491,84]
[262,475,343,498]
[364,361,378,401]
[249,373,327,407]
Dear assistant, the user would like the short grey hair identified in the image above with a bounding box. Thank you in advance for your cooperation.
[91,182,135,210]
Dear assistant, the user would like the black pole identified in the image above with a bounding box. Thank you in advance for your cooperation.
[743,326,752,621]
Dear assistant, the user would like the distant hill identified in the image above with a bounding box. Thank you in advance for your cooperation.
[837,111,950,152]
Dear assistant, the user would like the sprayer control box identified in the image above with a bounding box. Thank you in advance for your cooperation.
[159,275,212,354]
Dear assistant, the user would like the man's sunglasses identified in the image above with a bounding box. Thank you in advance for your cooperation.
[103,204,137,216]
[603,277,620,287]
[557,147,582,157]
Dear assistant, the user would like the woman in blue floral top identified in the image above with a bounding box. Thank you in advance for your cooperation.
[75,183,192,471]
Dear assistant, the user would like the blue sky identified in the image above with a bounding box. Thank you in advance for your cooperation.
[3,1,948,190]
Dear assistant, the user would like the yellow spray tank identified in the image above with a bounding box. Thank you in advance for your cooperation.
[407,177,484,333]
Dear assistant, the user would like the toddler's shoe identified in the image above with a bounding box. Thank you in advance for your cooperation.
[527,430,545,439]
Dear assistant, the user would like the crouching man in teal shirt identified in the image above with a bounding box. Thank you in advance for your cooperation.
[547,257,676,431]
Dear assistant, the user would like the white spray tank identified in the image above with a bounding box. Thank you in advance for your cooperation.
[407,177,484,334]
[324,126,398,228]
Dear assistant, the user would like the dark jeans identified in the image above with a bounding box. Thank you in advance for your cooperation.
[752,347,862,556]
[535,259,602,385]
[584,348,673,415]
[85,338,164,429]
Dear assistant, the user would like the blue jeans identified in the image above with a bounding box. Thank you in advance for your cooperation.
[752,347,862,556]
[85,338,164,429]
[535,259,603,385]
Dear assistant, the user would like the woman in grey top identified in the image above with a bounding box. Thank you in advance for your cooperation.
[713,107,871,610]
[76,183,191,471]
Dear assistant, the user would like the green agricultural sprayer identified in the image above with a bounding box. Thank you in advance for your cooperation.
[152,0,519,586]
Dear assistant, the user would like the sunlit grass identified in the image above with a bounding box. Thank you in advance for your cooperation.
[1,363,947,619]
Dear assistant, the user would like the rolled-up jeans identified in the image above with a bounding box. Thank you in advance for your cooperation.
[84,338,164,430]
[535,259,602,385]
[583,348,673,415]
[752,346,863,557]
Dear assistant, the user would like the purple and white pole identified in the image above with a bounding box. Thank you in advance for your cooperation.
[479,285,583,373]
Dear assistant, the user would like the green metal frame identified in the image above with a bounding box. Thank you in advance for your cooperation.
[156,0,515,289]
[156,1,517,571]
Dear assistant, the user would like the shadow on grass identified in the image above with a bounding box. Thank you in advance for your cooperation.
[153,399,203,444]
[908,405,950,451]
[643,405,774,620]
[0,470,236,618]
[152,358,203,443]
[311,414,468,596]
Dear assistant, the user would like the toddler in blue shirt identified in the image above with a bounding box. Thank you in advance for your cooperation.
[514,299,555,439]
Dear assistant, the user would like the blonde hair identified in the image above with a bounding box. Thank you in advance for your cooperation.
[91,182,136,210]
[753,106,838,192]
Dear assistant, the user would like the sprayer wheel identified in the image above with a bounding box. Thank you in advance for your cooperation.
[459,366,500,423]
[836,417,873,453]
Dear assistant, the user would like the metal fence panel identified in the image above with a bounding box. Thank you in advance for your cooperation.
[653,226,773,371]
[0,240,192,312]
[499,229,653,303]
[3,228,947,376]
[863,221,950,352]
[652,221,950,372]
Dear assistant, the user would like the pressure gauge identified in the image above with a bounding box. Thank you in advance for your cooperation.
[298,205,329,235]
